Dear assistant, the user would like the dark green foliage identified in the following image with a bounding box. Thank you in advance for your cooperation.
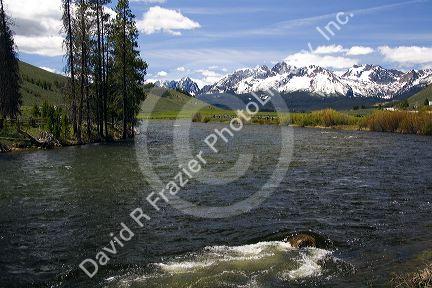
[41,101,50,118]
[408,85,432,107]
[425,98,430,106]
[396,99,410,110]
[176,88,192,97]
[61,113,71,139]
[41,103,70,139]
[59,0,146,141]
[19,61,67,106]
[143,83,155,89]
[108,0,147,138]
[31,104,41,118]
[0,0,22,120]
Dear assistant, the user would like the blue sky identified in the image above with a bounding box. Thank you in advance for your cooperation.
[5,0,432,87]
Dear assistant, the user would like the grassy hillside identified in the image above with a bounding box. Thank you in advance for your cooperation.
[139,87,224,119]
[408,85,432,107]
[19,61,66,107]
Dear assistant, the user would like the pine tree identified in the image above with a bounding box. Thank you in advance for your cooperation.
[109,0,147,139]
[91,0,105,138]
[424,98,430,107]
[62,0,78,139]
[0,0,22,120]
[75,0,92,140]
[100,1,111,137]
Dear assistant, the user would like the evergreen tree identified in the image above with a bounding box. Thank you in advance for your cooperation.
[424,98,430,107]
[74,0,92,140]
[109,0,147,139]
[90,0,108,138]
[62,0,78,138]
[0,0,22,120]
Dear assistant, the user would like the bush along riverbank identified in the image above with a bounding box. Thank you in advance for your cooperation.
[0,103,136,153]
[192,109,432,136]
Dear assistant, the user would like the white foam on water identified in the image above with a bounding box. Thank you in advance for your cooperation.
[107,241,338,287]
[286,248,331,280]
[157,260,216,272]
[206,241,293,255]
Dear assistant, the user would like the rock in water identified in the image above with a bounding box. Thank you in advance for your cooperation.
[287,233,318,249]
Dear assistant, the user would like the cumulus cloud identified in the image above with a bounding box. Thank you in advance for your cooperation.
[346,46,374,56]
[15,35,64,57]
[378,46,432,65]
[284,51,358,69]
[137,6,200,35]
[157,71,168,77]
[3,0,63,56]
[176,66,186,72]
[313,45,344,54]
[3,0,115,57]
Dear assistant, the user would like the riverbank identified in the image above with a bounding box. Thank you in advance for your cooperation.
[187,109,432,136]
[0,126,134,154]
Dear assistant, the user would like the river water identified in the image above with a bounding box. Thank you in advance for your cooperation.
[1,121,432,287]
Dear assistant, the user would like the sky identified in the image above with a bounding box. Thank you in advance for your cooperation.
[3,0,432,87]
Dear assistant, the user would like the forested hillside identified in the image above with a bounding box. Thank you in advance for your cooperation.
[19,61,66,106]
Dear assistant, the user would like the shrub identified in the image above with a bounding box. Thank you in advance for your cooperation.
[31,104,41,118]
[290,109,358,127]
[363,110,432,135]
[192,112,203,122]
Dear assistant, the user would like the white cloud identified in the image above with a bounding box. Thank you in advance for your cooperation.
[176,66,186,72]
[312,45,374,56]
[39,66,57,73]
[196,69,224,86]
[4,0,63,56]
[15,35,64,57]
[313,45,344,54]
[137,6,200,36]
[284,51,358,69]
[378,46,432,65]
[347,46,374,56]
[157,71,168,77]
[4,0,114,57]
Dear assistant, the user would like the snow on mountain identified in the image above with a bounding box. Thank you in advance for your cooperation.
[155,77,200,96]
[201,62,432,99]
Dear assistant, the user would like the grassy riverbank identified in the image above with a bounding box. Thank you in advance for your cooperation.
[142,105,432,136]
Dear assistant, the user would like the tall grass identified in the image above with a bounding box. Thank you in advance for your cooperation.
[288,109,359,127]
[361,110,432,135]
[193,108,432,136]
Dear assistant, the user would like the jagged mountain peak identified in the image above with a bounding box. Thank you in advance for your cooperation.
[155,77,200,96]
[201,63,432,99]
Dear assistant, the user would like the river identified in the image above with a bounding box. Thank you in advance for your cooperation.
[1,121,432,287]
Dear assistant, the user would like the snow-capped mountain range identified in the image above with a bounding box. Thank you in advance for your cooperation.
[156,63,432,99]
[204,63,432,99]
[155,77,200,96]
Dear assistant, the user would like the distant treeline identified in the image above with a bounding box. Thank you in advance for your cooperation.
[22,75,63,92]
